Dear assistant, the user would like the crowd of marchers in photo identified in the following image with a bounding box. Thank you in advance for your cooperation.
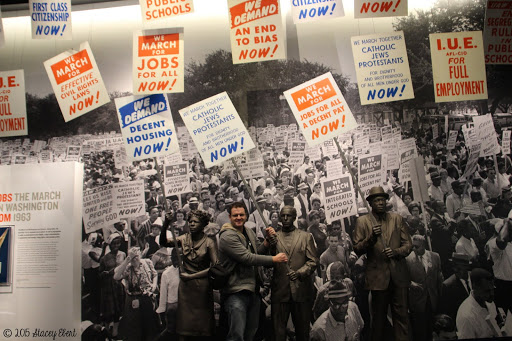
[38,122,511,340]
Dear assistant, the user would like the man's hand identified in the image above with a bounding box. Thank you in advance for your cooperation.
[287,270,299,281]
[272,252,288,263]
[382,247,394,259]
[265,227,278,247]
[372,225,382,237]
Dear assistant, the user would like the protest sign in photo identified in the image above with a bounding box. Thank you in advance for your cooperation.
[483,0,512,64]
[228,0,286,64]
[354,0,407,18]
[115,93,179,161]
[473,113,500,157]
[284,72,357,146]
[430,31,488,102]
[322,174,357,223]
[44,42,110,122]
[0,70,27,137]
[179,92,256,168]
[163,162,191,196]
[139,0,193,24]
[133,28,184,94]
[351,31,414,105]
[502,130,511,155]
[29,0,71,39]
[358,153,387,198]
[291,0,344,23]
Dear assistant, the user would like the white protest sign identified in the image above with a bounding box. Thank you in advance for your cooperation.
[0,70,28,137]
[483,0,512,64]
[358,153,387,198]
[66,145,81,161]
[381,125,392,140]
[115,94,179,161]
[164,162,191,196]
[503,130,511,155]
[473,114,500,156]
[461,143,481,180]
[222,149,265,179]
[288,141,306,169]
[44,42,110,122]
[322,174,357,223]
[430,31,488,102]
[83,181,145,233]
[351,32,414,105]
[304,144,322,161]
[112,180,146,219]
[322,139,338,157]
[133,28,184,94]
[30,0,71,39]
[432,123,439,140]
[398,160,411,182]
[179,92,256,168]
[83,184,118,233]
[326,158,344,179]
[13,155,27,164]
[140,0,193,24]
[228,0,286,64]
[114,146,129,169]
[382,140,399,170]
[447,130,459,150]
[398,137,417,164]
[354,0,407,18]
[284,72,357,146]
[291,0,344,23]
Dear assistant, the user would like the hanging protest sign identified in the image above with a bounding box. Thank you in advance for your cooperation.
[0,9,4,48]
[322,174,357,223]
[430,31,488,102]
[29,0,71,39]
[115,93,179,161]
[179,92,256,168]
[483,0,512,64]
[133,28,184,94]
[228,0,286,64]
[447,130,458,150]
[503,130,511,155]
[0,70,28,137]
[164,162,191,196]
[140,0,193,24]
[472,114,500,157]
[358,153,387,198]
[291,0,344,24]
[351,31,414,105]
[354,0,407,18]
[284,72,357,146]
[44,42,110,122]
[65,145,81,161]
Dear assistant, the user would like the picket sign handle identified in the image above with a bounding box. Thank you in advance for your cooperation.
[334,137,389,250]
[153,157,184,273]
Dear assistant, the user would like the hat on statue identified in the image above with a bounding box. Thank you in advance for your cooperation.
[366,186,389,203]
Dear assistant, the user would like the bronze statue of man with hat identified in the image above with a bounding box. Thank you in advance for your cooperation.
[352,186,412,341]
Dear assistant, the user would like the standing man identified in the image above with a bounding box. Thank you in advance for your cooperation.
[406,235,444,341]
[270,206,318,341]
[219,202,288,341]
[353,186,412,341]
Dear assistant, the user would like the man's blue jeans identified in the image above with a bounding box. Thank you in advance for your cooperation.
[224,290,261,341]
